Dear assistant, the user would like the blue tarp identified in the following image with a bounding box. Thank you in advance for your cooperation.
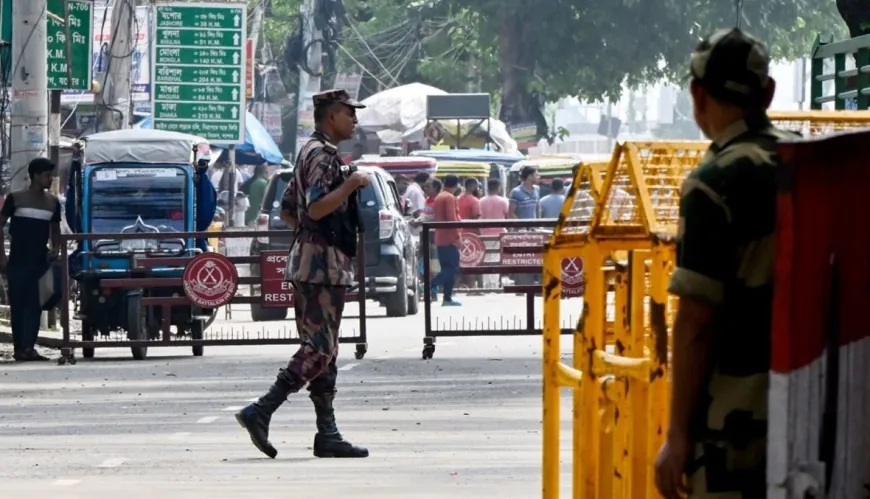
[135,111,284,165]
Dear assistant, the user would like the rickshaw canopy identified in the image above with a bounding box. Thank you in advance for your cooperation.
[353,156,437,177]
[410,148,524,167]
[80,129,218,167]
[435,161,490,179]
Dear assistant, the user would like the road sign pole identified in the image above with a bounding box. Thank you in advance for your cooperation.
[227,145,236,228]
[10,0,48,190]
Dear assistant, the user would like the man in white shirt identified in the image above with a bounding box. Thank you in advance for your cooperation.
[211,164,244,192]
[403,172,429,218]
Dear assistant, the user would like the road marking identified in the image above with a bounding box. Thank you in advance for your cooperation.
[51,479,81,486]
[169,432,190,441]
[96,458,126,468]
[372,355,392,360]
[338,363,358,371]
[222,406,243,412]
[196,416,219,424]
[246,397,258,402]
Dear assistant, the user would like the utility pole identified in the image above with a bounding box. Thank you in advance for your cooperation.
[10,0,48,190]
[95,0,134,132]
[291,0,321,157]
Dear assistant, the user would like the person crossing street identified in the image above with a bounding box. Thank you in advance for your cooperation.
[235,89,369,459]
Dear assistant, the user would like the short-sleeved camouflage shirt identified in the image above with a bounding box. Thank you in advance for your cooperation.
[283,132,354,286]
[668,113,795,443]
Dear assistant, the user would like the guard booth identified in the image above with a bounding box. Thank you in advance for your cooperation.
[810,34,870,109]
[540,140,708,498]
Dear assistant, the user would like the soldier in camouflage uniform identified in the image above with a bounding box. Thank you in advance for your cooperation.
[654,29,795,498]
[236,89,370,459]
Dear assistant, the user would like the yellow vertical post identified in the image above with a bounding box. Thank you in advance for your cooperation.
[647,243,671,498]
[598,381,615,499]
[577,244,604,499]
[611,268,630,498]
[542,247,563,499]
[628,251,651,499]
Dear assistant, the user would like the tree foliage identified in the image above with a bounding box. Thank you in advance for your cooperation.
[262,0,848,140]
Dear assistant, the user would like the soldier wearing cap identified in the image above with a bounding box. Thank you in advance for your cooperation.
[653,29,796,498]
[236,89,370,460]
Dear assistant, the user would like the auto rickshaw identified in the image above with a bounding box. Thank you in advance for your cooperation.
[354,156,437,178]
[410,148,522,189]
[434,161,491,194]
[64,129,219,360]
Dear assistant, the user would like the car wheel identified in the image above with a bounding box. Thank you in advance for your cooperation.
[384,260,409,318]
[407,254,419,315]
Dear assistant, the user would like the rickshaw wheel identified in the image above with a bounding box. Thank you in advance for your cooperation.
[128,295,148,360]
[191,319,205,357]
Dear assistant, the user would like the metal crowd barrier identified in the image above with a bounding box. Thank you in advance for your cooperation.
[57,230,368,363]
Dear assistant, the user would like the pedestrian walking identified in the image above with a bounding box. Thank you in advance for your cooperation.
[539,178,566,219]
[0,158,61,362]
[479,178,510,289]
[429,174,462,306]
[243,164,269,226]
[457,178,482,293]
[235,89,369,460]
[653,28,792,499]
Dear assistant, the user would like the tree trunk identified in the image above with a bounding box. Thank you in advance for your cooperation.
[497,10,547,139]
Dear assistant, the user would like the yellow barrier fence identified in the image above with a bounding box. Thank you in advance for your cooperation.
[541,112,870,498]
[543,141,694,499]
[768,109,870,135]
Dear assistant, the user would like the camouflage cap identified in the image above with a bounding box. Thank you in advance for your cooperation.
[690,28,771,106]
[312,89,366,109]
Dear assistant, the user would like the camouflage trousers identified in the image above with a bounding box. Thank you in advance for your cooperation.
[686,438,766,498]
[280,282,347,395]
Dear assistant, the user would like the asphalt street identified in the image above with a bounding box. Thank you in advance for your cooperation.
[0,295,588,498]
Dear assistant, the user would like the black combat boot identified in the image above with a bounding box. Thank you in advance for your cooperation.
[310,392,369,458]
[236,375,300,458]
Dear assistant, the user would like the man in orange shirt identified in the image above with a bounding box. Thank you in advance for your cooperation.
[457,178,482,293]
[429,175,462,306]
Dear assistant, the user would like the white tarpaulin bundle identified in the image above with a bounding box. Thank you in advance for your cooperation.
[357,82,518,152]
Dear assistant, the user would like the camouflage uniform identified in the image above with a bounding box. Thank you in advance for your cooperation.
[236,89,368,459]
[667,29,795,498]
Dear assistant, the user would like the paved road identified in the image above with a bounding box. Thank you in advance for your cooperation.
[0,296,585,498]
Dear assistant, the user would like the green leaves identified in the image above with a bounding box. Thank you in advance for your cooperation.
[262,0,848,125]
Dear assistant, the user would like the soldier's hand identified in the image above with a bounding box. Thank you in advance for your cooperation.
[349,171,370,188]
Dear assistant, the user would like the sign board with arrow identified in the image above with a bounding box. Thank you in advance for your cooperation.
[151,2,247,144]
[46,0,93,90]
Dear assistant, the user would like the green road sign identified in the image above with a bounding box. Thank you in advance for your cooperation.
[152,3,246,144]
[47,0,93,90]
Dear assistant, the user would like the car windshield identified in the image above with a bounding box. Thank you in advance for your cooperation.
[269,175,378,215]
[89,167,187,233]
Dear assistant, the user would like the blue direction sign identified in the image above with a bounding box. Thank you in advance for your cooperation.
[151,3,247,144]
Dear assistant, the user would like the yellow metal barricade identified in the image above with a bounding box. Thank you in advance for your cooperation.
[542,141,704,499]
[768,110,870,135]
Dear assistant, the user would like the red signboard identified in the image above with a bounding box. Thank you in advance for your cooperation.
[260,251,293,308]
[182,253,239,308]
[458,233,487,267]
[499,232,546,267]
[498,233,584,297]
[246,38,254,98]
